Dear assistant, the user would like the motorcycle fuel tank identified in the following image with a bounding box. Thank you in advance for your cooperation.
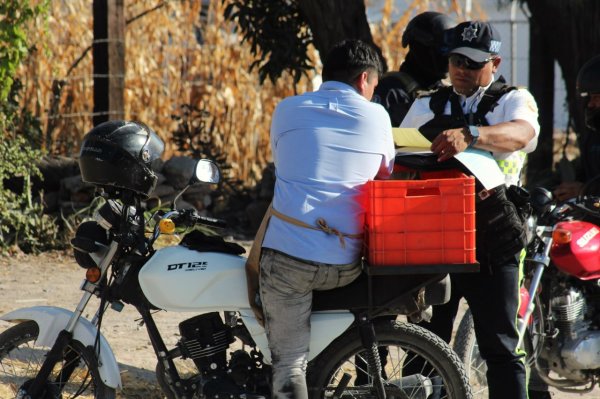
[551,221,600,280]
[139,245,248,311]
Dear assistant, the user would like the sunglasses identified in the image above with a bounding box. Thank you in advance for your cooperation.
[449,54,494,70]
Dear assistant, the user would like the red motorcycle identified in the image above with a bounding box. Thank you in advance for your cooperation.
[455,186,600,398]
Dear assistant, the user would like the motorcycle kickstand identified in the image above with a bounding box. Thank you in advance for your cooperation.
[358,316,388,399]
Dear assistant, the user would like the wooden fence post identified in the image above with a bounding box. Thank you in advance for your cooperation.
[93,0,125,126]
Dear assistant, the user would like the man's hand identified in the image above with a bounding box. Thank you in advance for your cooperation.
[553,181,584,202]
[430,127,471,162]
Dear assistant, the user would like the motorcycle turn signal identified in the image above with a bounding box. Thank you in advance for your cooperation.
[552,228,572,244]
[159,218,176,234]
[86,266,102,283]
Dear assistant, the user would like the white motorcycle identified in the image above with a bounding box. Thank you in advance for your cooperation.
[0,123,471,399]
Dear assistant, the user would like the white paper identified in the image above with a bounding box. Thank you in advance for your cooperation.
[454,148,505,189]
[392,128,505,189]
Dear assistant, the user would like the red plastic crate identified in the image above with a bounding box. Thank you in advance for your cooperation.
[365,169,476,266]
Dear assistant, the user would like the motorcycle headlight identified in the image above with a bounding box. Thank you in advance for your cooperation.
[95,200,124,230]
[71,221,110,268]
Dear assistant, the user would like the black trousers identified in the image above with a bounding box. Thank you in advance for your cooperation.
[410,252,527,399]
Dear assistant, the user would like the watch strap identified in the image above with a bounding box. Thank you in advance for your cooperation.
[468,125,480,148]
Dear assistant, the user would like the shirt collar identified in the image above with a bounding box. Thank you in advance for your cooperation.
[453,75,495,102]
[319,80,360,95]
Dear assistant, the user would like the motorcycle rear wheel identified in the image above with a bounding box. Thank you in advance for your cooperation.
[307,319,472,399]
[0,320,116,399]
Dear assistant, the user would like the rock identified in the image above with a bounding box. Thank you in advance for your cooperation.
[60,175,94,200]
[150,184,176,198]
[36,155,80,192]
[162,156,197,189]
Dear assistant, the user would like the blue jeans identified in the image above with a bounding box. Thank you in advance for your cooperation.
[259,248,362,399]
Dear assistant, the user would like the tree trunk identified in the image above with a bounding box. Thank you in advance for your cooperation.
[297,0,387,71]
[525,13,554,185]
[524,1,600,136]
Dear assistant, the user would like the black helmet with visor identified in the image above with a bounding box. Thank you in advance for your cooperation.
[79,120,165,198]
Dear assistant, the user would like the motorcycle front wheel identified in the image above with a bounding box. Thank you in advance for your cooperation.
[307,319,472,399]
[0,320,116,399]
[453,305,542,399]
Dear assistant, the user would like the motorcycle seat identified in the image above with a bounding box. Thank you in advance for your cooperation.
[312,272,449,316]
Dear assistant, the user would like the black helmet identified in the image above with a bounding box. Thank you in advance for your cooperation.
[79,120,165,197]
[402,11,454,50]
[576,54,600,131]
[400,12,455,84]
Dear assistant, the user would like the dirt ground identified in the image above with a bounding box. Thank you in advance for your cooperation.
[0,250,591,399]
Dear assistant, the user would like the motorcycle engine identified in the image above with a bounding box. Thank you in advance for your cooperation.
[541,283,600,380]
[179,312,234,375]
[177,313,269,398]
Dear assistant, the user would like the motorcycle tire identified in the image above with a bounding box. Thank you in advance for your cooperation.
[307,319,472,399]
[453,309,488,399]
[0,320,116,399]
[453,306,542,399]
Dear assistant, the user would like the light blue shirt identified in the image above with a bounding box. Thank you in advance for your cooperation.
[263,81,395,264]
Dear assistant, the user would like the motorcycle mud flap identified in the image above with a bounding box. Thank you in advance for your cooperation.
[476,186,527,267]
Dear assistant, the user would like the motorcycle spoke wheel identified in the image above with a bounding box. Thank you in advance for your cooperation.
[0,321,115,399]
[453,309,488,399]
[454,303,542,399]
[307,320,472,399]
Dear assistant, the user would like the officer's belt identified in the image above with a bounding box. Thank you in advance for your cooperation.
[476,185,505,203]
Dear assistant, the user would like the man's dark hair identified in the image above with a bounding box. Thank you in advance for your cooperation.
[322,39,384,84]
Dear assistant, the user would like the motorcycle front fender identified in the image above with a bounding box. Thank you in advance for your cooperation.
[1,306,121,389]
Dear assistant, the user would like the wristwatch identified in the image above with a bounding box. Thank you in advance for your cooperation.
[467,125,480,148]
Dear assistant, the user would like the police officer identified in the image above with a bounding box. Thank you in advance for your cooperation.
[400,21,540,399]
[372,11,454,126]
[554,54,600,200]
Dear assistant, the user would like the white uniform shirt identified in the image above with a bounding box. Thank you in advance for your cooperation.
[401,78,540,186]
[263,81,395,264]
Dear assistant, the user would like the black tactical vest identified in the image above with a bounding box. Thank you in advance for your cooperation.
[418,76,517,141]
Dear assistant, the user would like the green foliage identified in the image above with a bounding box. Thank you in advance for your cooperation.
[0,0,49,122]
[1,79,44,147]
[0,136,63,253]
[224,0,313,84]
[0,0,57,253]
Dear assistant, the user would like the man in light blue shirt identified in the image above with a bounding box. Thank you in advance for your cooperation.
[259,39,395,398]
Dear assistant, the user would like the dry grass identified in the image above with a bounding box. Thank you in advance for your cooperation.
[17,0,470,187]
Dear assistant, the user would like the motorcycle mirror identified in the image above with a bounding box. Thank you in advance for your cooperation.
[172,160,221,210]
[530,186,554,216]
[191,159,221,185]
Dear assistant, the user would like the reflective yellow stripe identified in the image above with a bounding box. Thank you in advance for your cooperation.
[496,151,527,178]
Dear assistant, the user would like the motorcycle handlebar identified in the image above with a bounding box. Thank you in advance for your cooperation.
[192,214,228,229]
[172,209,228,229]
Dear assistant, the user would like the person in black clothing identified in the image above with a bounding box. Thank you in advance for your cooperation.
[354,11,454,386]
[554,54,600,201]
[372,11,454,127]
